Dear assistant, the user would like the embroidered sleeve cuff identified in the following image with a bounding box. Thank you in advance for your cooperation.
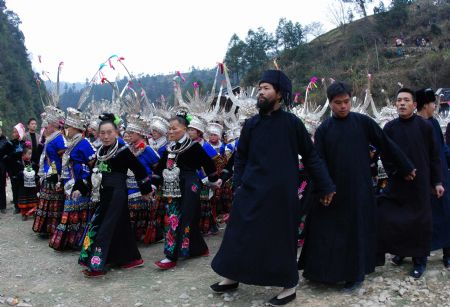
[208,172,219,183]
[137,176,152,195]
[220,169,231,182]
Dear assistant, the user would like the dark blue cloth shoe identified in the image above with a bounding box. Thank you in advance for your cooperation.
[410,265,426,278]
[443,258,450,270]
[210,282,239,293]
[267,292,296,306]
[390,255,404,266]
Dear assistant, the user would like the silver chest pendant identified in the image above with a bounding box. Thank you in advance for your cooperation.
[162,154,181,198]
[24,168,36,188]
[91,167,102,202]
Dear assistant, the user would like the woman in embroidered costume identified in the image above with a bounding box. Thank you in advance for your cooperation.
[153,111,221,270]
[218,128,239,223]
[149,116,169,157]
[33,107,67,236]
[126,114,160,243]
[18,144,39,221]
[206,122,232,224]
[187,116,221,236]
[17,146,39,220]
[79,113,152,277]
[86,119,102,149]
[142,116,170,245]
[49,108,96,251]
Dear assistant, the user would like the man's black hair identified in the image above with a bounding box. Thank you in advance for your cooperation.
[416,88,435,111]
[327,82,352,102]
[397,88,416,101]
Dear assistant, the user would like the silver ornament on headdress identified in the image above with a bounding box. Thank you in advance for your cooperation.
[291,78,332,135]
[188,116,207,134]
[65,107,86,130]
[36,60,66,125]
[150,116,170,135]
[206,122,224,137]
[370,88,398,128]
[126,114,147,136]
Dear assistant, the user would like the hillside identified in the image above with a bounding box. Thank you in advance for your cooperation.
[0,1,42,130]
[241,0,450,105]
[2,0,450,128]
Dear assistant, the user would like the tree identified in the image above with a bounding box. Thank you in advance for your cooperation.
[373,1,386,14]
[241,28,276,84]
[374,0,412,32]
[328,0,353,28]
[303,22,325,41]
[275,18,304,50]
[343,0,373,17]
[224,34,247,84]
[0,2,43,129]
[244,27,276,65]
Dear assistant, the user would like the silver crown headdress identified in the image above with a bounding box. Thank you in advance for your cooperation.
[126,114,147,136]
[35,60,66,125]
[206,122,224,136]
[65,107,86,130]
[150,116,170,135]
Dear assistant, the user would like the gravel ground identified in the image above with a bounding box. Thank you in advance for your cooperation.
[0,191,449,307]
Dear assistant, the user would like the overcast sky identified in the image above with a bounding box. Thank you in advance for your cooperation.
[6,0,387,82]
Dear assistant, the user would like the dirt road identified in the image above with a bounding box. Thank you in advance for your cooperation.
[0,205,449,307]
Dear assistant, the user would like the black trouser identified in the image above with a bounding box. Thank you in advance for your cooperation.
[10,176,20,210]
[412,256,427,267]
[0,163,6,210]
[443,247,450,259]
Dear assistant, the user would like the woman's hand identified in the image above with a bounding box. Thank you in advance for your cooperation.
[210,179,223,190]
[71,190,81,200]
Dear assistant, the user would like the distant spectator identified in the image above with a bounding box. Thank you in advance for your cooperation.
[421,38,427,47]
[416,37,421,47]
[24,118,41,169]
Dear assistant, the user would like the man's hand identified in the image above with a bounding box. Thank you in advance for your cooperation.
[320,192,336,206]
[434,184,445,198]
[142,193,152,201]
[404,169,416,181]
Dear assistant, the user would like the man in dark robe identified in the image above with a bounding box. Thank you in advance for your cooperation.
[24,118,41,169]
[0,125,14,214]
[210,70,336,306]
[377,88,444,278]
[298,82,415,290]
[445,122,450,145]
[416,88,450,270]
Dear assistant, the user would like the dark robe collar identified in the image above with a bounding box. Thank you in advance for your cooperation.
[399,114,416,122]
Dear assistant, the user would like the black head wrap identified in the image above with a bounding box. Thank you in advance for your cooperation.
[259,70,292,107]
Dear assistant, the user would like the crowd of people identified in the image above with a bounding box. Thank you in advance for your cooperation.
[0,69,449,306]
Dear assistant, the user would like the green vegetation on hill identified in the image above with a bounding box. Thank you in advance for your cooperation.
[2,0,450,127]
[0,0,42,130]
[225,0,450,104]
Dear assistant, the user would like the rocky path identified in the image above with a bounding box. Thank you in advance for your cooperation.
[0,205,449,307]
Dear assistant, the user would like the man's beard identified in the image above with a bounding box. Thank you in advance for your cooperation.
[257,96,276,114]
